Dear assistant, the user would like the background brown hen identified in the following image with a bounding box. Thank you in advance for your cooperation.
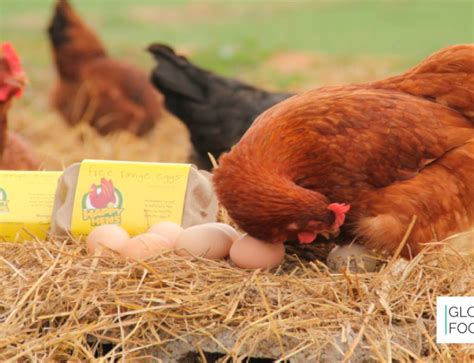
[47,0,164,135]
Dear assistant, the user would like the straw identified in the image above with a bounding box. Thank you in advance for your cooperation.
[0,232,472,361]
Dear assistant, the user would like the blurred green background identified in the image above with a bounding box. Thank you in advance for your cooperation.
[1,0,473,89]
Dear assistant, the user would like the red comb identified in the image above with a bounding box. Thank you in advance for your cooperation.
[2,43,23,74]
[1,42,25,100]
[328,203,350,228]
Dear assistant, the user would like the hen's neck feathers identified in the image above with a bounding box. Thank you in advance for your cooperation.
[49,0,107,80]
[0,100,10,159]
[214,152,333,241]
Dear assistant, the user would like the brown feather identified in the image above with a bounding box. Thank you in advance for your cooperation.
[0,99,39,170]
[353,140,474,257]
[0,100,9,160]
[371,44,474,120]
[1,131,39,170]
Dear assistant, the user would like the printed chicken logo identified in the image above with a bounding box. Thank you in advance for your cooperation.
[0,188,8,213]
[82,178,123,226]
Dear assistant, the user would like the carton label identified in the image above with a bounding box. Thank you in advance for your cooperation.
[0,171,61,241]
[71,160,191,236]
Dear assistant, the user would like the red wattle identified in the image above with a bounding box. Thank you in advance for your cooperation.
[297,231,317,244]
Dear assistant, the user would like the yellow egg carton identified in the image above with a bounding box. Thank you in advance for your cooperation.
[0,160,219,241]
[0,171,62,241]
[51,160,218,237]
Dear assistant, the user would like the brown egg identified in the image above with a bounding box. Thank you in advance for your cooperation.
[208,223,240,241]
[175,224,233,259]
[120,233,173,261]
[86,224,130,256]
[147,221,184,246]
[230,234,285,269]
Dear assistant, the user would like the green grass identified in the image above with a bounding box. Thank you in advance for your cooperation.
[1,0,473,77]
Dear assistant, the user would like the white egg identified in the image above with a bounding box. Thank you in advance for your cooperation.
[86,224,130,256]
[120,233,173,261]
[147,221,184,246]
[175,224,233,259]
[230,234,285,269]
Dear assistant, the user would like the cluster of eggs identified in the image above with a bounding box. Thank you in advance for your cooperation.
[86,222,285,269]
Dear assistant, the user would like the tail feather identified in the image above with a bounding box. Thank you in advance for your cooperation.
[147,42,292,122]
[147,44,211,102]
[47,0,106,79]
[407,44,474,75]
[372,44,474,121]
[147,42,292,170]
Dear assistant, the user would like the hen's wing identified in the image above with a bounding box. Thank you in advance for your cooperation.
[73,59,163,135]
[353,139,474,257]
[227,89,474,202]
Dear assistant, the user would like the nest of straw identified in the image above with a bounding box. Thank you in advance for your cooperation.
[4,62,473,362]
[1,233,472,362]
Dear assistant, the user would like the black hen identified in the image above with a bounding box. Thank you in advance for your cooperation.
[148,43,293,170]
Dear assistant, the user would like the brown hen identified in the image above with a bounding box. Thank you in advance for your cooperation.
[48,0,163,135]
[214,44,474,258]
[0,43,39,171]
